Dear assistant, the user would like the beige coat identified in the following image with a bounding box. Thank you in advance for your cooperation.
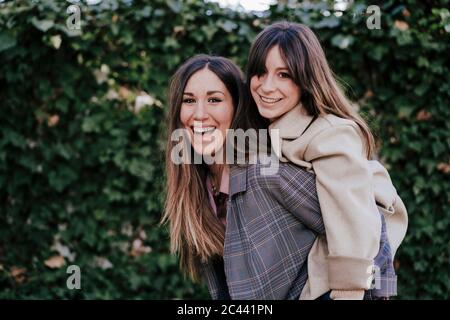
[268,104,408,300]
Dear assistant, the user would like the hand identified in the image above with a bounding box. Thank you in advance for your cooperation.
[330,289,365,300]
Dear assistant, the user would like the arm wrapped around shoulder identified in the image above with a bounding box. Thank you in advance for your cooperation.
[304,124,381,290]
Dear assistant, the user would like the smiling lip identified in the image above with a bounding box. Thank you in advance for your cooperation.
[190,126,217,144]
[191,126,216,134]
[191,125,217,142]
[259,94,282,104]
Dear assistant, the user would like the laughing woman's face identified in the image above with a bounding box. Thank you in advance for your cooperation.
[250,45,301,122]
[180,67,234,157]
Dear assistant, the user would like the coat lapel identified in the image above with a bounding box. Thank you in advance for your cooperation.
[269,103,314,139]
[229,165,247,197]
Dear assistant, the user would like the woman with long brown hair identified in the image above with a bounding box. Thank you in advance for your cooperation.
[245,21,408,299]
[161,54,266,284]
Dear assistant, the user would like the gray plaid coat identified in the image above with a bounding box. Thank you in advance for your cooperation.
[201,162,324,299]
[200,161,396,300]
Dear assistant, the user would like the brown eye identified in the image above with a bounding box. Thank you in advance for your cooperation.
[208,98,222,103]
[279,72,291,79]
[183,98,195,104]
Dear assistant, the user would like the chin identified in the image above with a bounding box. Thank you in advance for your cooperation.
[257,106,277,120]
[193,144,223,159]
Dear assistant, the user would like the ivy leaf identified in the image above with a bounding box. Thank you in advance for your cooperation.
[313,16,340,29]
[166,0,182,13]
[31,17,54,32]
[331,34,354,49]
[218,20,238,33]
[0,32,17,52]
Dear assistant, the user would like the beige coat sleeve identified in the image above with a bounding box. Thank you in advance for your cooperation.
[304,124,381,290]
[368,160,408,257]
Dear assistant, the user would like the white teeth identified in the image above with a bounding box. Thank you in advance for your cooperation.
[260,95,282,103]
[193,126,216,134]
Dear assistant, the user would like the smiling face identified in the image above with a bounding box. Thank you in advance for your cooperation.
[180,67,234,157]
[250,45,301,122]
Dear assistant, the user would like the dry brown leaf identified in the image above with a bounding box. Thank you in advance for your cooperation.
[364,90,374,98]
[173,26,185,36]
[130,239,151,257]
[44,255,66,269]
[47,115,60,127]
[10,266,27,283]
[416,109,432,121]
[394,20,409,31]
[402,9,411,17]
[437,162,450,174]
[119,86,132,100]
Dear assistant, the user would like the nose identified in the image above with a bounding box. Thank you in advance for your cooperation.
[260,73,276,94]
[193,100,209,121]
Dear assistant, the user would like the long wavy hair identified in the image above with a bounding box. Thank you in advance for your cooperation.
[161,54,262,282]
[246,22,375,158]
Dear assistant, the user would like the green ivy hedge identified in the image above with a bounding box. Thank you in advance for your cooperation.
[0,0,448,299]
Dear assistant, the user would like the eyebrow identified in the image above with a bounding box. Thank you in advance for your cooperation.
[268,66,289,71]
[183,91,225,96]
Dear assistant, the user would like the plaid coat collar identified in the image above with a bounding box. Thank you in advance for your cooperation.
[228,165,247,197]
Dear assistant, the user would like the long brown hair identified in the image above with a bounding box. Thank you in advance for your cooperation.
[161,54,250,282]
[246,22,375,158]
